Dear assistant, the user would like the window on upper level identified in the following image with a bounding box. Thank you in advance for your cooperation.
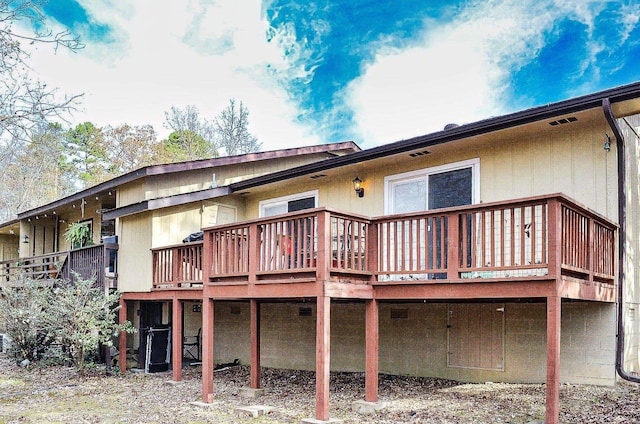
[384,158,480,214]
[259,190,318,217]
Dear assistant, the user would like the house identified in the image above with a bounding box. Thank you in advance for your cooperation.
[150,82,640,424]
[0,141,359,364]
[2,81,640,424]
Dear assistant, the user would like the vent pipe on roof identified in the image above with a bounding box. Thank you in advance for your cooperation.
[443,123,459,130]
[602,97,640,385]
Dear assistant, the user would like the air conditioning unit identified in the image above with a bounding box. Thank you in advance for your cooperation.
[0,333,11,353]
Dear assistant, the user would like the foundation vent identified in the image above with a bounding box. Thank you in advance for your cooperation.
[390,308,409,319]
[299,307,312,317]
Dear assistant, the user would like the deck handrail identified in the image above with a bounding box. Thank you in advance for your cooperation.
[151,194,617,288]
[65,244,112,289]
[0,244,118,290]
[152,241,203,289]
[0,251,69,284]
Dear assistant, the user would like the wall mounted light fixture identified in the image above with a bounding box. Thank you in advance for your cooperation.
[352,177,364,198]
[22,235,29,244]
[604,133,611,151]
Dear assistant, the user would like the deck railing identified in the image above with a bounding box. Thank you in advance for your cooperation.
[65,244,118,289]
[150,194,616,288]
[0,244,118,290]
[151,241,203,289]
[377,195,616,283]
[199,209,371,284]
[0,251,69,284]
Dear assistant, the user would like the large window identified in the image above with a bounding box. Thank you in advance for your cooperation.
[259,190,318,217]
[379,159,479,281]
[384,159,479,214]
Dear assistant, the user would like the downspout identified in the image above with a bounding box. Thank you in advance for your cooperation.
[602,98,640,383]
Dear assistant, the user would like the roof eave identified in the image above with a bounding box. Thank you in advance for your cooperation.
[230,81,640,192]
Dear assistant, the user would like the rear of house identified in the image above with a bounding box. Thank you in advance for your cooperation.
[175,82,640,423]
[2,82,640,424]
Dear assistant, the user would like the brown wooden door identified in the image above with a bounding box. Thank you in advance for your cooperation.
[448,303,504,370]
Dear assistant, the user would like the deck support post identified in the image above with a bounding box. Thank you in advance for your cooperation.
[172,298,183,382]
[118,298,127,374]
[316,295,331,421]
[546,295,561,424]
[365,298,379,402]
[250,299,261,388]
[202,298,215,403]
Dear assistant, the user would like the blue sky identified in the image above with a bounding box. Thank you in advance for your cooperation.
[28,0,640,150]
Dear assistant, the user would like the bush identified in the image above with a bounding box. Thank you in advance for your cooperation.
[0,274,135,371]
[0,279,56,363]
[44,273,135,371]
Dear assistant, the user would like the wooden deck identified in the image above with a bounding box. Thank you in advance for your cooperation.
[145,193,619,423]
[150,193,617,302]
[0,243,117,290]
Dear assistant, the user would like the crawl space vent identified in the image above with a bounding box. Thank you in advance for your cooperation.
[390,308,409,319]
[299,307,312,317]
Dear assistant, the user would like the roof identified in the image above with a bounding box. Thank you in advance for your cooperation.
[106,80,640,220]
[6,80,640,225]
[229,81,640,192]
[11,141,360,222]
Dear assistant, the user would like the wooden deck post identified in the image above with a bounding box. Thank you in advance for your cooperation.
[316,211,331,283]
[316,296,331,421]
[366,220,378,283]
[202,298,215,403]
[250,299,261,388]
[546,295,561,424]
[248,224,259,284]
[118,298,127,374]
[365,299,379,402]
[447,213,460,280]
[547,199,563,278]
[172,298,183,382]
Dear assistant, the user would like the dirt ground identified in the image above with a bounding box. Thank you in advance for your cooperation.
[2,355,640,423]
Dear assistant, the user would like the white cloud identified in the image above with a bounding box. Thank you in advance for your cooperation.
[28,0,322,151]
[344,0,612,148]
[21,0,634,152]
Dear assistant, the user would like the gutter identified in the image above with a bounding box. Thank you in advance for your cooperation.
[602,98,640,383]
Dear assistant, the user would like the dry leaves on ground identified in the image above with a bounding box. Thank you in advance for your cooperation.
[1,355,640,423]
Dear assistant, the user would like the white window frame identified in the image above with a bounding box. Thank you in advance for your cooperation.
[259,190,319,218]
[383,158,480,214]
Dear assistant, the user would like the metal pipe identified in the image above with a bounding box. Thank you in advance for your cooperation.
[602,98,640,383]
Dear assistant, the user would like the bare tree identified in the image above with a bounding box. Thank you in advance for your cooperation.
[0,123,74,220]
[214,99,261,156]
[0,0,83,142]
[103,124,159,173]
[162,105,216,161]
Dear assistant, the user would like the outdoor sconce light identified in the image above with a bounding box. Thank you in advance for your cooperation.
[352,177,364,198]
[604,133,611,151]
[22,235,29,244]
